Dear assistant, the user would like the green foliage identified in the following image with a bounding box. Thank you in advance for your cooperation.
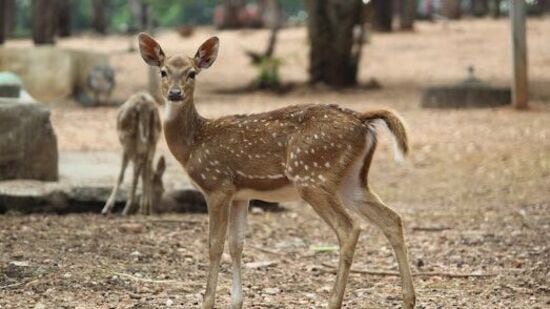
[254,56,282,89]
[11,0,305,36]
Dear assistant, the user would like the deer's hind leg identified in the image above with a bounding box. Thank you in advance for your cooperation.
[122,160,142,216]
[297,186,361,309]
[139,152,155,215]
[348,188,416,309]
[102,152,129,214]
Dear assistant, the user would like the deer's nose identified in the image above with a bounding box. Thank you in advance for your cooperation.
[168,88,183,101]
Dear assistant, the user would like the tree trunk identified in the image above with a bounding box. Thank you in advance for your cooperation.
[441,0,462,19]
[1,0,15,41]
[128,0,151,33]
[222,0,245,29]
[57,0,72,37]
[471,0,488,16]
[372,0,393,32]
[489,0,502,18]
[306,0,365,87]
[92,0,108,34]
[0,0,6,44]
[399,0,416,30]
[32,0,57,45]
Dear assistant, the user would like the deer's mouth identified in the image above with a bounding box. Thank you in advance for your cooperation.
[168,94,184,101]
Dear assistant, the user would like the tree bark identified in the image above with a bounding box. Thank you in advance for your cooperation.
[222,0,245,29]
[372,0,393,32]
[441,0,462,19]
[32,0,57,45]
[0,0,6,44]
[128,0,151,33]
[399,0,416,30]
[57,0,72,37]
[471,0,488,16]
[1,0,15,41]
[306,0,365,87]
[489,0,502,18]
[92,0,108,34]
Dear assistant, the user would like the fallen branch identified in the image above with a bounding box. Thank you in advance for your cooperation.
[0,281,24,290]
[321,263,496,278]
[249,245,286,257]
[248,245,294,264]
[112,272,181,284]
[412,226,451,232]
[0,279,37,290]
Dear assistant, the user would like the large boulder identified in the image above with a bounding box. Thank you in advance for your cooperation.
[422,67,511,108]
[0,72,22,98]
[0,47,108,102]
[0,99,58,181]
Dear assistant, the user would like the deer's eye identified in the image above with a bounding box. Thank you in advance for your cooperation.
[188,71,196,80]
[160,70,167,78]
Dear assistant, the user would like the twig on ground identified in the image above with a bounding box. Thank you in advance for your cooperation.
[248,245,294,263]
[0,282,24,290]
[249,245,285,256]
[0,279,37,290]
[412,226,451,232]
[112,272,181,284]
[321,262,496,278]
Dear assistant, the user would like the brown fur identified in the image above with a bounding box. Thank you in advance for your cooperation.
[137,33,415,309]
[102,92,162,215]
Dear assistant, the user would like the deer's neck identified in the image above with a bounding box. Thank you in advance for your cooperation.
[162,99,205,165]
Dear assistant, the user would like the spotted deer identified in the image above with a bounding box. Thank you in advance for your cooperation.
[102,91,162,216]
[138,33,416,309]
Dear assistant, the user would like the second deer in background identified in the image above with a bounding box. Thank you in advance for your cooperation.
[102,91,162,215]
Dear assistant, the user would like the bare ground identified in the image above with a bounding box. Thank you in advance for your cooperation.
[1,18,550,308]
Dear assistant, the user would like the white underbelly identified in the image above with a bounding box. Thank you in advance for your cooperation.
[234,185,300,203]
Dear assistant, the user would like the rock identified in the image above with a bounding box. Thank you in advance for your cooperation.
[33,303,47,309]
[422,85,511,108]
[0,71,22,98]
[118,223,145,234]
[0,100,58,181]
[422,69,510,108]
[9,260,30,267]
[0,47,109,102]
[245,260,277,269]
[250,207,264,215]
[263,287,280,295]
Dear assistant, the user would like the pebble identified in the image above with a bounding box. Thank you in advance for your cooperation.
[263,287,280,295]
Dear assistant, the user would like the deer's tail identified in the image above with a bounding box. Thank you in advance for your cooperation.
[360,110,409,162]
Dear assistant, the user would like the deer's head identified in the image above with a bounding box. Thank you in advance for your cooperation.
[138,33,219,104]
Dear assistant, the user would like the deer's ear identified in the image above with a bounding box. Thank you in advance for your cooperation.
[138,32,166,67]
[156,156,166,175]
[194,37,219,71]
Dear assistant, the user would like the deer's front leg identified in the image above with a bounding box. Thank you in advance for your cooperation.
[228,200,249,309]
[203,192,232,309]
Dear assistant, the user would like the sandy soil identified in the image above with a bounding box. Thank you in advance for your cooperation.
[1,18,550,308]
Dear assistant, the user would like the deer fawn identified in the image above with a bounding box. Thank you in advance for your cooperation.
[138,33,416,309]
[102,91,162,216]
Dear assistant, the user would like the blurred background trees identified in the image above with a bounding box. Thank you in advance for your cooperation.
[0,0,549,89]
[305,0,365,87]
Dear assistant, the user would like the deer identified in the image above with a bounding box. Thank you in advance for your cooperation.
[137,33,416,309]
[102,91,162,216]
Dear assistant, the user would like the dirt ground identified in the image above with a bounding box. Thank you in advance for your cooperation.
[1,18,550,308]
